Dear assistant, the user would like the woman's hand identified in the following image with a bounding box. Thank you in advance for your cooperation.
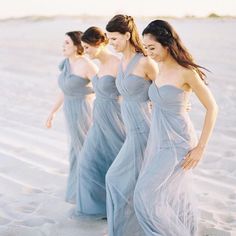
[45,113,55,129]
[181,145,205,170]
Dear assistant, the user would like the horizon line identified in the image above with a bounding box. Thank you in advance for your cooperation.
[1,13,236,21]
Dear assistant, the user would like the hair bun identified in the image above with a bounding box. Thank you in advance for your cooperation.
[81,26,109,46]
[126,15,133,22]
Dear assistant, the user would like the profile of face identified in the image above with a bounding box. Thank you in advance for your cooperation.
[62,35,77,57]
[106,32,129,53]
[81,42,102,59]
[143,33,169,62]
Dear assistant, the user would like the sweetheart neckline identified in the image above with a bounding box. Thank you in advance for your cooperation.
[153,82,186,93]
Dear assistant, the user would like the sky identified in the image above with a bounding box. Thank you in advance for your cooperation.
[0,0,235,19]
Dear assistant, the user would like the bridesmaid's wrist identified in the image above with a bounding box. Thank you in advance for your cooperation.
[196,143,206,150]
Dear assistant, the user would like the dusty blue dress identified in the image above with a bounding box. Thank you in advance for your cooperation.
[134,82,198,236]
[58,58,93,204]
[74,75,126,218]
[106,53,151,236]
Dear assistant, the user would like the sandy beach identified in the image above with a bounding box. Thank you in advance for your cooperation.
[0,16,235,236]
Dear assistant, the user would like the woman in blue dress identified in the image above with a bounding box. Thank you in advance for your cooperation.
[45,31,98,204]
[73,27,126,219]
[134,20,218,236]
[105,15,158,236]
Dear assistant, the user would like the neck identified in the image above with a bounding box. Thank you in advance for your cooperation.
[68,54,81,63]
[158,55,177,73]
[97,48,112,64]
[122,44,136,61]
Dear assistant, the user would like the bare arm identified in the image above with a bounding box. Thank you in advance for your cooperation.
[144,56,159,81]
[73,57,98,80]
[45,91,64,128]
[85,60,99,80]
[182,71,218,170]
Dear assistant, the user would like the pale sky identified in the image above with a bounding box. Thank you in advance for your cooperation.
[0,0,235,19]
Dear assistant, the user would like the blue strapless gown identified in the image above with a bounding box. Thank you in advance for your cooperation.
[58,58,94,204]
[106,54,151,236]
[74,75,126,218]
[134,83,198,236]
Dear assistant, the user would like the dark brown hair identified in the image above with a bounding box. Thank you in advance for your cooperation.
[143,20,208,83]
[106,14,146,55]
[81,26,109,46]
[66,31,84,55]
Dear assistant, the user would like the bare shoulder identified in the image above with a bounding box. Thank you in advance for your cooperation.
[140,55,159,80]
[137,55,147,63]
[141,56,158,70]
[110,54,120,63]
[139,55,151,66]
[75,57,98,79]
[78,57,97,69]
[107,54,120,76]
[182,68,201,83]
[108,54,120,68]
[81,57,98,71]
[181,67,206,91]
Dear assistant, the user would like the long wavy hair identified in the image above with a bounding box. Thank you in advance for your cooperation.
[106,14,146,56]
[143,20,208,83]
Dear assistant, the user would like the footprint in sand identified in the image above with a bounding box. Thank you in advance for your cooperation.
[3,200,40,221]
[16,205,37,214]
[18,216,56,227]
[41,187,57,195]
[22,187,43,194]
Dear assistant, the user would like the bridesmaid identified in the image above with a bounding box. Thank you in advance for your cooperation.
[105,15,158,236]
[73,27,126,218]
[134,20,218,236]
[45,31,97,204]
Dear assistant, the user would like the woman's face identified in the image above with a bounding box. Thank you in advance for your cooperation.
[62,35,77,57]
[143,33,168,62]
[82,42,102,59]
[106,32,128,53]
